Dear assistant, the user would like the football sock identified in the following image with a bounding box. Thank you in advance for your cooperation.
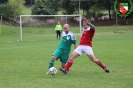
[49,60,54,69]
[97,60,105,69]
[65,60,73,71]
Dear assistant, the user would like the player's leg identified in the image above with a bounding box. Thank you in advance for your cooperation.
[88,55,109,73]
[83,46,109,73]
[57,31,60,40]
[59,51,79,74]
[60,46,82,74]
[56,31,58,40]
[46,56,56,74]
[65,46,83,72]
[59,51,68,72]
[61,63,66,68]
[48,56,56,69]
[88,54,105,68]
[65,51,79,71]
[46,49,61,74]
[59,31,61,40]
[48,49,61,69]
[59,51,69,69]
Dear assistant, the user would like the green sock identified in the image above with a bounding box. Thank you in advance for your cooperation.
[48,60,54,69]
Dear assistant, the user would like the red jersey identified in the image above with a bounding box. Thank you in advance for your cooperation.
[79,27,95,47]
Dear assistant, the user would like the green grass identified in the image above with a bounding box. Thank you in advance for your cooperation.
[0,25,133,88]
[23,6,32,15]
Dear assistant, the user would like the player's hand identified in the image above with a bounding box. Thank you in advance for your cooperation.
[83,18,89,25]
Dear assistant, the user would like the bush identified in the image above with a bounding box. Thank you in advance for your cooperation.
[0,4,13,21]
[32,0,60,15]
[0,0,25,21]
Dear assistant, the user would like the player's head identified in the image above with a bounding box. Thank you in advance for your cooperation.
[83,23,89,29]
[63,24,70,34]
[82,18,91,29]
[57,22,60,24]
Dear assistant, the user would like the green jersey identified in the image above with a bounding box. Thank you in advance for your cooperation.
[57,31,76,51]
[52,31,76,64]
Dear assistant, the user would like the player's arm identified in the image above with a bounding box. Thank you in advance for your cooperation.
[55,25,58,32]
[73,44,77,49]
[55,25,57,30]
[83,18,95,30]
[88,23,95,30]
[72,40,77,49]
[71,34,77,49]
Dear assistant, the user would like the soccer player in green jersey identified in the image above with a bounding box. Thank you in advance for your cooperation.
[55,22,62,40]
[46,24,77,74]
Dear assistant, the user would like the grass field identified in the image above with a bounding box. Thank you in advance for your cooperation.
[0,25,133,88]
[23,7,32,15]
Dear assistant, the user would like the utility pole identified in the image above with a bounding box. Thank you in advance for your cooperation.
[79,0,80,14]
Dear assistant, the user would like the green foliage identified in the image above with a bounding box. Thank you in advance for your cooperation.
[0,0,25,21]
[87,5,103,20]
[96,0,115,19]
[0,4,12,20]
[96,0,113,9]
[7,0,25,17]
[81,0,96,11]
[80,0,104,19]
[32,0,60,15]
[81,0,97,16]
[81,0,115,19]
[61,0,77,14]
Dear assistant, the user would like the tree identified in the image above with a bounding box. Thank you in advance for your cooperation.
[80,0,97,18]
[81,0,116,20]
[7,0,25,18]
[0,4,12,21]
[61,0,77,14]
[96,0,115,20]
[32,0,60,15]
[88,5,103,20]
[0,0,25,21]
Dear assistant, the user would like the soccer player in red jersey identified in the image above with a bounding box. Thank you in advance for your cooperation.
[59,18,109,74]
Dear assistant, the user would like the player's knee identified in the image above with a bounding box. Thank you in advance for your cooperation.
[95,59,100,64]
[61,64,66,68]
[70,54,74,59]
[90,57,98,63]
[51,56,56,61]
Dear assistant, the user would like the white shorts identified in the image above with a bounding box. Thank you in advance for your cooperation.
[74,45,94,56]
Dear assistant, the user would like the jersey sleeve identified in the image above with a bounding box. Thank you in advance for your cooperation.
[71,33,76,44]
[88,23,95,30]
[55,25,57,30]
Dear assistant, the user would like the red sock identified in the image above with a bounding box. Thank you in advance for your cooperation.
[97,60,105,69]
[65,60,73,71]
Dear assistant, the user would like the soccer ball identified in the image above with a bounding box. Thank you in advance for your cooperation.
[49,67,57,75]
